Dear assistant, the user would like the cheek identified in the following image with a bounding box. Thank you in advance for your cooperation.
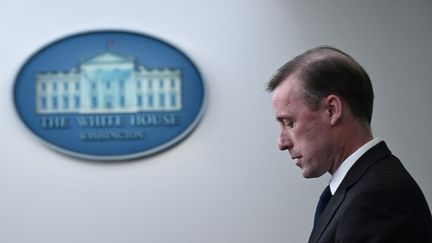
[299,126,328,156]
[293,112,328,150]
[297,126,319,144]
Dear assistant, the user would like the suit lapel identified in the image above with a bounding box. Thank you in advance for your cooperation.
[308,142,392,243]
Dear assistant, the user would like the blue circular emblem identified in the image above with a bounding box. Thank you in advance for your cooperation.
[14,30,206,160]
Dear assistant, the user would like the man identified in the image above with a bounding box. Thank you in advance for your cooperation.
[267,46,432,242]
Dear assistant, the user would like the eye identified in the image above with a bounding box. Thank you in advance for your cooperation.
[283,119,294,128]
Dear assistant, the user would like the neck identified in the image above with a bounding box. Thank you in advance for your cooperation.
[329,121,373,175]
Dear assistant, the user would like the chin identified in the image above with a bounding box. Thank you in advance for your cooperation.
[301,169,323,179]
[301,171,314,178]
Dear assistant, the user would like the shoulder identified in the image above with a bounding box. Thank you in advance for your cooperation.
[353,153,421,199]
[333,154,432,241]
[345,153,426,211]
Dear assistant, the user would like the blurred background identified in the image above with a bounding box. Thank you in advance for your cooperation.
[1,0,431,242]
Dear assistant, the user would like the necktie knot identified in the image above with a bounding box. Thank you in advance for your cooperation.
[314,185,332,227]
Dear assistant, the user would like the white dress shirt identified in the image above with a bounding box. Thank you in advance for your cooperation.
[329,137,383,195]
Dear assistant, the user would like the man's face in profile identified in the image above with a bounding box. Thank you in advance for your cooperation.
[271,75,335,178]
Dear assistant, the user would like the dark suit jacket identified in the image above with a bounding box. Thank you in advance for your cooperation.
[308,142,432,243]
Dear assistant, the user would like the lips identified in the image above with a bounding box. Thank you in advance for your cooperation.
[291,156,303,166]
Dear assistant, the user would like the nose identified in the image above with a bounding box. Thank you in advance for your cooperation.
[278,130,293,151]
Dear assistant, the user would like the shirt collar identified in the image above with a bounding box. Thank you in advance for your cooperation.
[329,137,382,195]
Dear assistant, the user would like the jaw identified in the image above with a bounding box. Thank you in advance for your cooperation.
[300,161,328,179]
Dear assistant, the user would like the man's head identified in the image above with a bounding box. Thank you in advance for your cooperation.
[268,46,374,178]
[268,46,374,125]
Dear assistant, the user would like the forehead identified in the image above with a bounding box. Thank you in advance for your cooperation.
[271,75,304,109]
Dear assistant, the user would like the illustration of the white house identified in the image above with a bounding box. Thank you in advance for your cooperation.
[36,51,182,114]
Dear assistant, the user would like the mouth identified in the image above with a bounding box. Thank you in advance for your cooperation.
[291,156,303,166]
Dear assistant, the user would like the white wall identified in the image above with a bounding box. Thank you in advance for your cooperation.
[1,0,431,242]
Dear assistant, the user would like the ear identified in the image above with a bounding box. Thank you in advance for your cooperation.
[324,95,342,125]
